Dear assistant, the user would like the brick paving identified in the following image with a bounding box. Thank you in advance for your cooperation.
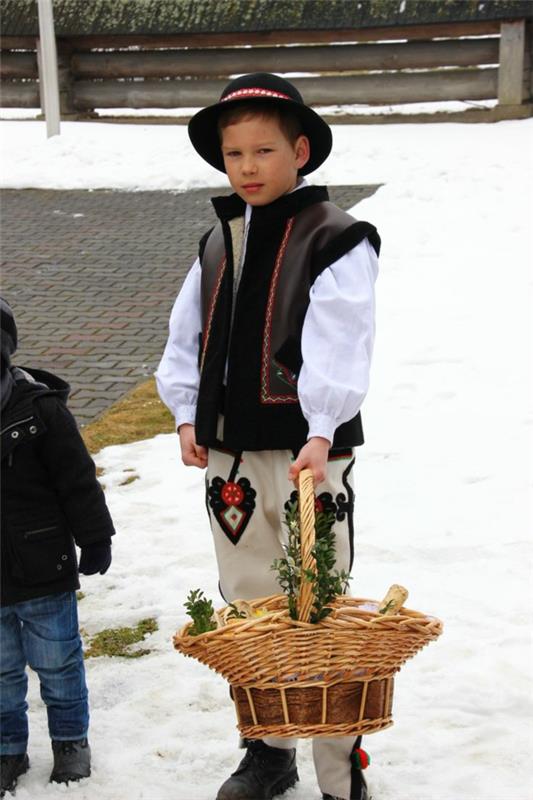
[1,185,379,425]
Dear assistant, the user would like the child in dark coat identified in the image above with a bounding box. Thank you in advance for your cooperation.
[157,73,379,800]
[0,298,116,796]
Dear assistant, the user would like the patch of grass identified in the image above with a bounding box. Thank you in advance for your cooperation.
[81,378,175,454]
[119,474,139,486]
[84,617,158,659]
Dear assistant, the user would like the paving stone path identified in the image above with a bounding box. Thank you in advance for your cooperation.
[1,185,378,425]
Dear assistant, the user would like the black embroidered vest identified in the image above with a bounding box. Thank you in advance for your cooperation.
[195,185,380,452]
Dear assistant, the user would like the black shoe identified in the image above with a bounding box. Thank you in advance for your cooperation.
[323,770,369,800]
[216,739,298,800]
[0,753,29,797]
[50,738,91,784]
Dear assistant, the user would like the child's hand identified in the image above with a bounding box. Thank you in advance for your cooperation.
[288,437,330,486]
[178,424,208,468]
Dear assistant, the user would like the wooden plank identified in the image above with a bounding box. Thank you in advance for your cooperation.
[0,80,40,106]
[71,39,500,79]
[73,69,498,110]
[0,36,37,49]
[498,20,526,104]
[50,104,531,125]
[56,40,75,115]
[35,38,45,112]
[61,21,502,51]
[321,104,533,124]
[0,51,37,78]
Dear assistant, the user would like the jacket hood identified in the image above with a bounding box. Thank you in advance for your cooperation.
[2,366,71,424]
[18,366,70,402]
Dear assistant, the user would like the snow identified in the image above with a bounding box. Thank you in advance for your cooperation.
[1,115,532,799]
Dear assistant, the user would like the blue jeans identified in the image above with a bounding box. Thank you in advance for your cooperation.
[0,591,89,755]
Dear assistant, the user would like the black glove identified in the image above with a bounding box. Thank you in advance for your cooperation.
[79,540,112,575]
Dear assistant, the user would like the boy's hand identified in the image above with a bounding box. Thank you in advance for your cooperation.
[288,437,330,486]
[178,423,208,468]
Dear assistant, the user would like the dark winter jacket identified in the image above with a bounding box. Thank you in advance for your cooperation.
[1,367,115,606]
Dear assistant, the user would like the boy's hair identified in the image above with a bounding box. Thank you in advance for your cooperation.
[217,101,303,145]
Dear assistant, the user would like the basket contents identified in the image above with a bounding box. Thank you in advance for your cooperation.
[174,470,443,738]
[378,584,409,615]
[271,495,351,623]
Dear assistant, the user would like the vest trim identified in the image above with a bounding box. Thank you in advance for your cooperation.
[260,216,298,404]
[200,254,227,374]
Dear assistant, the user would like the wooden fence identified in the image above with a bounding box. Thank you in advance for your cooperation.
[1,18,531,122]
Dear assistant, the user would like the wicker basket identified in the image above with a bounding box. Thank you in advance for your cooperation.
[174,470,442,738]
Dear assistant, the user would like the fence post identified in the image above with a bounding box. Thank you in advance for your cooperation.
[498,20,526,105]
[37,0,60,136]
[527,21,533,103]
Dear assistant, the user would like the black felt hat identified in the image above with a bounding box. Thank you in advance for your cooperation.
[188,72,332,176]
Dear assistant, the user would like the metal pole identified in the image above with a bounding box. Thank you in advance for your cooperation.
[37,0,60,137]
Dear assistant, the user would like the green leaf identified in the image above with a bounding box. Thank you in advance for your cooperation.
[184,589,217,636]
[271,495,352,624]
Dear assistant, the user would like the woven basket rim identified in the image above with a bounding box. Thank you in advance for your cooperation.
[174,594,443,644]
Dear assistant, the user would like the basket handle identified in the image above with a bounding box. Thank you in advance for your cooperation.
[296,468,317,623]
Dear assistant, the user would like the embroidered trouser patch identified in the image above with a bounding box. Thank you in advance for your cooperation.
[207,452,256,545]
[205,445,355,605]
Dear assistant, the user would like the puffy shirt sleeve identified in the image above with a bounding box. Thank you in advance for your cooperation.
[155,259,202,429]
[298,236,378,444]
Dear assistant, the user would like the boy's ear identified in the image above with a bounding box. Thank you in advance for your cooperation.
[294,135,311,171]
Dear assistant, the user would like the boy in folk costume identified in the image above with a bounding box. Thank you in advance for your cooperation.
[156,73,380,800]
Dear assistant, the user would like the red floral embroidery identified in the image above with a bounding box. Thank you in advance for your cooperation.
[221,481,245,506]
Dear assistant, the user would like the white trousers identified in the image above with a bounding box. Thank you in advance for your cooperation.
[206,442,360,800]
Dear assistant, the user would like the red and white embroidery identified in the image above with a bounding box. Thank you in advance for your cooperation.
[200,255,227,374]
[208,453,257,546]
[260,217,298,404]
[221,88,292,103]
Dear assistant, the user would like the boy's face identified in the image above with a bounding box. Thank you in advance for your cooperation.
[220,113,310,206]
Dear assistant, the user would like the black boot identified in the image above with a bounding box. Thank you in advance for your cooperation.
[216,739,298,800]
[0,753,29,797]
[50,738,91,784]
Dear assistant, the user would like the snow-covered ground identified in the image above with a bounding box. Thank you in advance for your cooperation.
[1,115,532,799]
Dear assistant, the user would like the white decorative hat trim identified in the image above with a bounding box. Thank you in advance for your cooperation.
[221,88,292,102]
